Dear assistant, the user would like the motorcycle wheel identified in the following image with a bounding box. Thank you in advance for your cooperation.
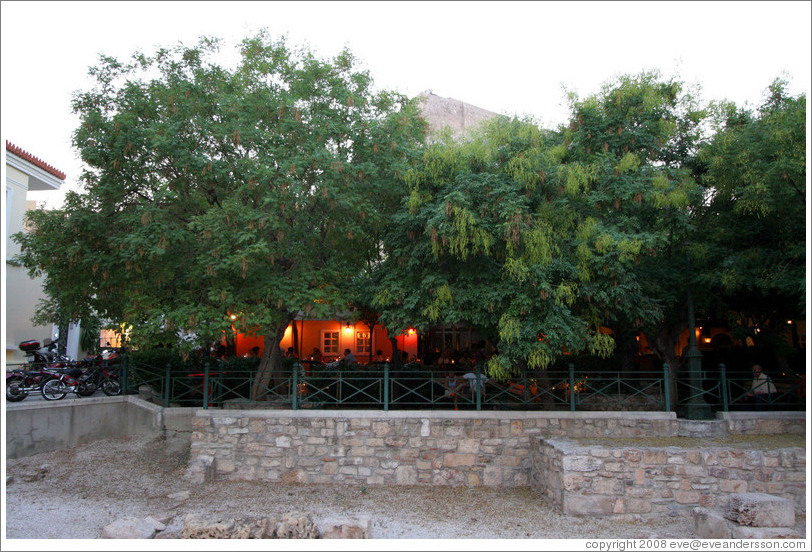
[101,378,122,396]
[41,378,69,401]
[6,376,29,402]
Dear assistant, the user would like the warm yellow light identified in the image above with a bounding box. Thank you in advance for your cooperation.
[230,314,237,320]
[703,337,711,344]
[343,324,353,335]
[407,328,416,336]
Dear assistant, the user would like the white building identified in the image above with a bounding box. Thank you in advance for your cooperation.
[4,141,79,364]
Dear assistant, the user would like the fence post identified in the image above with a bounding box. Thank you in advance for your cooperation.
[383,363,389,411]
[663,363,671,412]
[719,363,729,412]
[475,362,482,411]
[202,361,210,410]
[164,364,172,407]
[569,363,576,412]
[292,364,298,410]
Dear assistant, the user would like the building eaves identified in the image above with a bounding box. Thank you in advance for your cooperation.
[6,141,66,181]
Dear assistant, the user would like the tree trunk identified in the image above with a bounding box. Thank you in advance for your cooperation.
[615,327,639,383]
[291,319,299,358]
[648,323,684,411]
[389,337,401,367]
[251,318,292,401]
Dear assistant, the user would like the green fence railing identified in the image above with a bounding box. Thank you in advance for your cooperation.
[120,356,805,413]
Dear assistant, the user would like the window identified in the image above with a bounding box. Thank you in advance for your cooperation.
[356,331,371,354]
[322,330,339,355]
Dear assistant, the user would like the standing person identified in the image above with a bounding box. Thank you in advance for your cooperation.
[747,364,777,411]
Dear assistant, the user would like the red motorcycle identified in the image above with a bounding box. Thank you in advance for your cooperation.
[40,350,123,400]
[5,340,70,402]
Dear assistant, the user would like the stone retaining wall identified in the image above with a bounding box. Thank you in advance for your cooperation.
[720,411,806,435]
[185,410,678,485]
[532,438,806,519]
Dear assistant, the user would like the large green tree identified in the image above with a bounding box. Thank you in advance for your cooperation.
[14,32,425,398]
[695,79,806,372]
[561,72,710,388]
[368,72,704,381]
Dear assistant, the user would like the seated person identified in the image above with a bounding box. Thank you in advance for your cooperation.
[443,370,461,409]
[462,371,490,395]
[372,350,386,363]
[340,348,357,368]
[310,347,323,363]
[284,347,297,359]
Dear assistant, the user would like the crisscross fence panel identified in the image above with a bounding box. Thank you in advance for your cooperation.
[121,352,804,413]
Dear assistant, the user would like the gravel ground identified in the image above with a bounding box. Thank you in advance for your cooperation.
[4,435,707,545]
[3,434,806,547]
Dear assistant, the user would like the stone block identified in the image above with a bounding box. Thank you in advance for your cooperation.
[394,465,417,485]
[319,515,371,539]
[276,512,320,539]
[719,479,748,493]
[444,453,475,467]
[592,477,622,495]
[180,513,277,538]
[725,493,795,527]
[483,467,503,486]
[563,495,615,516]
[675,490,701,504]
[101,517,161,539]
[562,455,601,472]
[692,508,732,539]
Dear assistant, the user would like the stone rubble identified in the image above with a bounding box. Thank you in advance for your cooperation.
[102,510,371,538]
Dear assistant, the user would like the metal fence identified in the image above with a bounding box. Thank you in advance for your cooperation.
[5,355,804,413]
[115,355,805,413]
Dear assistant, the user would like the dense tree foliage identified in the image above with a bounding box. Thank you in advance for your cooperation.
[14,32,425,397]
[370,72,709,380]
[694,80,806,371]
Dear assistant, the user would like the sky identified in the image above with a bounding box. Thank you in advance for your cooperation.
[1,0,811,208]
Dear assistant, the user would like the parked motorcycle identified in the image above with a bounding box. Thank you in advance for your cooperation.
[75,361,121,397]
[6,340,70,402]
[40,365,86,401]
[6,365,52,402]
[40,348,124,400]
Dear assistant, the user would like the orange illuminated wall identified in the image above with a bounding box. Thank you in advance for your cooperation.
[234,320,418,362]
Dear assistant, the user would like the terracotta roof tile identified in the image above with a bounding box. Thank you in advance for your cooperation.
[5,141,66,180]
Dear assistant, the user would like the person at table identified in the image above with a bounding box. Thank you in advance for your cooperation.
[443,370,461,409]
[373,350,386,363]
[285,347,297,359]
[310,347,323,364]
[747,364,777,411]
[341,348,357,368]
[437,349,454,367]
[463,370,490,396]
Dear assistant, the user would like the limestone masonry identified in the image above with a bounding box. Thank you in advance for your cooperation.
[185,410,805,520]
